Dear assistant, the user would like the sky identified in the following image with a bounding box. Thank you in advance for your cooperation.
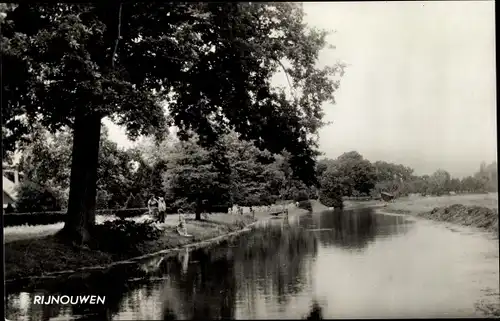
[104,1,496,178]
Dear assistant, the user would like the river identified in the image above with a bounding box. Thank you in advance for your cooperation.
[5,207,499,320]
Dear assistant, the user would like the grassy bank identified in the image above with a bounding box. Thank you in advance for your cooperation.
[5,204,309,281]
[416,204,498,234]
[380,193,499,235]
[4,213,256,280]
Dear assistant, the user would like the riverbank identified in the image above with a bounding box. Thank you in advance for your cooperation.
[5,207,308,281]
[376,194,499,236]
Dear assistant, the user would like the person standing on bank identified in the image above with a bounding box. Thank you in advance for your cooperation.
[148,195,159,220]
[158,197,167,223]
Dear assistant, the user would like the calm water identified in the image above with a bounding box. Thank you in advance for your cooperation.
[5,208,500,320]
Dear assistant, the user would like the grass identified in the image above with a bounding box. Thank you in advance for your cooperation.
[4,204,299,243]
[4,214,119,243]
[379,193,499,234]
[385,193,498,213]
[4,213,256,280]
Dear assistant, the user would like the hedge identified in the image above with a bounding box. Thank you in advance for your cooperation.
[3,208,149,227]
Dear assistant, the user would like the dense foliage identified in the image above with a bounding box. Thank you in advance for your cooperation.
[15,181,62,212]
[16,125,138,209]
[11,128,316,215]
[317,151,498,207]
[2,3,342,241]
[11,129,497,213]
[94,220,163,253]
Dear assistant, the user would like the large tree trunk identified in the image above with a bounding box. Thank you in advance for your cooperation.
[59,111,102,245]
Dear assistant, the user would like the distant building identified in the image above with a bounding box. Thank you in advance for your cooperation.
[3,164,22,209]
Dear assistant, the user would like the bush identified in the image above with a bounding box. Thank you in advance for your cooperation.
[113,208,149,219]
[297,200,313,212]
[15,181,62,212]
[96,190,111,210]
[93,219,162,253]
[319,190,343,209]
[4,211,66,226]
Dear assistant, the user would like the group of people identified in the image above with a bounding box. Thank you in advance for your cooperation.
[147,195,167,223]
[147,196,299,224]
[147,195,191,236]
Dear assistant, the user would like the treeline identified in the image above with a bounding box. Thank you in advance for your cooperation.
[9,125,315,214]
[7,131,496,214]
[316,151,497,208]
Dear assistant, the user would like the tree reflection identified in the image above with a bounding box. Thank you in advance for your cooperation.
[313,208,377,249]
[232,220,319,308]
[305,300,323,320]
[6,218,320,320]
[154,219,319,319]
[310,208,413,250]
[157,248,237,320]
[5,264,161,321]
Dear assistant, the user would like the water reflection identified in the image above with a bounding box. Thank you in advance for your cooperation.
[153,219,319,319]
[305,300,324,320]
[301,208,414,251]
[5,207,497,320]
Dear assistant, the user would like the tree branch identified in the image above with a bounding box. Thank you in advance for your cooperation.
[111,3,123,68]
[273,57,298,102]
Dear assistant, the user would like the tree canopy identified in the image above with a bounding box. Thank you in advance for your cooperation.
[1,3,343,242]
[2,3,343,184]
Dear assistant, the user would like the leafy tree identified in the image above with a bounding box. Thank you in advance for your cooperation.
[474,161,497,192]
[459,173,488,194]
[96,127,137,207]
[448,178,461,193]
[162,139,230,220]
[16,181,62,212]
[17,125,73,191]
[2,3,342,243]
[17,125,137,209]
[324,151,377,197]
[318,167,344,209]
[373,161,414,183]
[315,159,330,178]
[427,169,451,196]
[224,133,286,205]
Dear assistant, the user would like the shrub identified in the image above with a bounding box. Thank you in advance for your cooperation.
[15,181,62,212]
[319,190,343,209]
[93,219,162,253]
[297,200,313,212]
[96,190,111,210]
[4,211,66,226]
[114,208,149,219]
